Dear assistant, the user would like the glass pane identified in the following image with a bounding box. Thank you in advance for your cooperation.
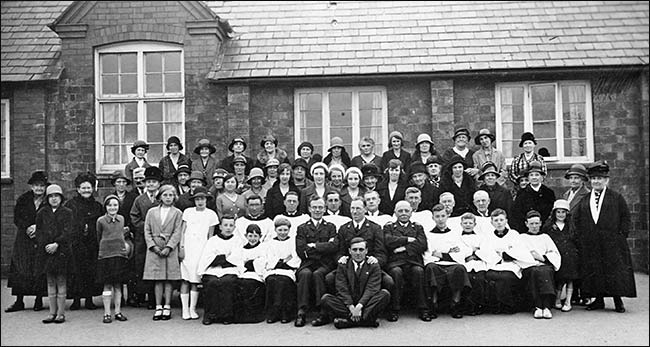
[123,124,138,143]
[164,101,183,121]
[164,52,181,71]
[148,145,163,164]
[562,85,585,104]
[122,146,131,163]
[103,125,119,144]
[146,74,163,94]
[564,121,586,138]
[533,121,556,138]
[301,111,321,128]
[101,54,118,74]
[502,141,514,158]
[165,123,182,138]
[513,105,524,122]
[330,109,351,127]
[145,53,162,73]
[563,104,585,121]
[329,92,351,111]
[359,92,381,109]
[303,128,322,146]
[104,145,120,165]
[359,109,382,127]
[501,87,524,105]
[121,74,137,94]
[300,93,321,111]
[330,127,352,148]
[147,102,163,121]
[531,85,556,121]
[124,103,138,122]
[102,103,119,123]
[564,138,586,157]
[147,123,163,142]
[501,106,513,123]
[537,139,556,157]
[102,76,118,95]
[164,73,181,93]
[121,53,137,73]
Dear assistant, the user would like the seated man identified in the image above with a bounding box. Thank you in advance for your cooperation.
[364,190,395,227]
[317,237,391,329]
[322,190,352,230]
[405,187,435,233]
[294,196,338,327]
[383,201,430,322]
[235,195,274,243]
[272,190,309,239]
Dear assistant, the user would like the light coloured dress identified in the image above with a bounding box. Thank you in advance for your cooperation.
[181,207,219,283]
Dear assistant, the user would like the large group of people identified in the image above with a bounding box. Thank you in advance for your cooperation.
[5,128,637,329]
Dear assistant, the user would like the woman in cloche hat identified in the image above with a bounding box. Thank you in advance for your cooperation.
[125,140,152,182]
[380,130,411,172]
[508,132,547,185]
[191,139,218,188]
[159,136,191,184]
[255,134,290,169]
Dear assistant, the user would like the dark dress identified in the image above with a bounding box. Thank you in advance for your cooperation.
[7,191,47,296]
[380,149,411,172]
[439,173,476,217]
[264,181,301,219]
[65,195,104,299]
[543,221,580,282]
[479,183,512,216]
[35,205,76,276]
[376,180,407,215]
[511,184,556,234]
[158,153,192,184]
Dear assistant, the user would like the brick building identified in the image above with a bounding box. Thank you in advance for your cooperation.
[1,1,648,274]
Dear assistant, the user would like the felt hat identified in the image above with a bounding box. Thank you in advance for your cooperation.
[565,164,588,180]
[552,199,570,211]
[525,161,546,176]
[247,167,266,184]
[328,163,345,176]
[265,158,280,168]
[111,170,131,185]
[425,155,443,166]
[133,168,146,180]
[46,184,63,197]
[103,194,120,206]
[74,172,97,188]
[388,131,404,148]
[310,162,329,177]
[166,136,183,151]
[189,186,212,200]
[232,155,248,165]
[361,163,383,179]
[446,155,468,172]
[297,141,314,155]
[345,166,363,180]
[518,132,537,147]
[452,127,471,141]
[27,171,49,185]
[212,168,229,180]
[416,133,434,147]
[408,162,428,177]
[188,171,207,185]
[474,128,495,145]
[228,137,247,152]
[292,158,309,171]
[260,134,278,148]
[193,139,216,155]
[328,137,345,152]
[587,160,610,178]
[173,164,192,179]
[143,166,163,182]
[130,140,149,154]
[478,161,500,180]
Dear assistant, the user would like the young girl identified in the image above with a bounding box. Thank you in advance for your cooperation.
[543,199,580,312]
[233,224,267,323]
[215,174,247,219]
[96,195,131,323]
[339,167,366,215]
[179,186,218,320]
[263,218,301,323]
[35,184,74,324]
[143,184,183,321]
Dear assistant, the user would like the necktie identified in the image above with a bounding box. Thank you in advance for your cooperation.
[595,191,602,209]
[355,223,360,232]
[355,263,362,278]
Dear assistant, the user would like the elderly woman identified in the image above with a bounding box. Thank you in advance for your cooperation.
[323,137,351,169]
[441,127,479,178]
[380,131,411,172]
[158,136,191,184]
[508,132,547,185]
[472,129,506,185]
[377,159,407,215]
[426,155,443,188]
[66,172,104,310]
[439,155,476,217]
[191,139,218,188]
[255,134,290,169]
[172,164,192,197]
[265,163,300,219]
[221,137,253,174]
[411,133,438,165]
[350,137,382,169]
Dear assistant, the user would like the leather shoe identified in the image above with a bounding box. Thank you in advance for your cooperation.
[267,316,279,324]
[613,297,625,313]
[450,303,463,319]
[280,317,291,324]
[586,300,605,311]
[54,315,65,324]
[333,318,354,329]
[311,315,330,327]
[114,313,128,321]
[85,300,97,310]
[5,302,25,313]
[153,309,163,321]
[419,311,432,322]
[69,299,81,311]
[202,316,212,325]
[33,301,44,312]
[387,311,399,322]
[294,314,306,327]
[359,319,379,328]
[103,314,112,324]
[42,314,56,324]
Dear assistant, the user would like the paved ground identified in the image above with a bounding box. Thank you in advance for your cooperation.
[1,274,648,346]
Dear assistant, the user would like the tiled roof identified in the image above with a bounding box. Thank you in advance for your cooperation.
[1,1,72,82]
[206,1,650,81]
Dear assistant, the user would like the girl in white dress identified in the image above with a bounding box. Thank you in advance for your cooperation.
[179,187,218,320]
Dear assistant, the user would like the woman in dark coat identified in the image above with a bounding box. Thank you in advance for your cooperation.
[573,161,636,313]
[65,172,104,310]
[5,171,48,313]
[158,136,191,184]
[265,163,300,218]
[377,158,408,215]
[380,131,411,172]
[511,161,555,234]
[439,155,476,217]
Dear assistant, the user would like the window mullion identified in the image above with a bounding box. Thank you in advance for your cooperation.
[555,83,564,161]
[524,84,532,132]
[351,91,359,157]
[323,91,331,151]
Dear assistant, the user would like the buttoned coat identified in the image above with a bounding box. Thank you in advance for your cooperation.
[562,185,591,215]
[130,193,160,273]
[511,184,556,234]
[336,219,387,269]
[295,219,338,271]
[158,153,191,184]
[125,157,151,182]
[192,156,218,187]
[142,205,183,280]
[376,180,407,215]
[383,221,427,269]
[335,259,382,307]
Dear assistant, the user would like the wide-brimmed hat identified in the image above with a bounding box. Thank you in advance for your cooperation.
[452,127,471,141]
[425,155,443,166]
[310,162,329,177]
[361,163,383,179]
[74,172,97,188]
[297,141,314,155]
[525,161,545,176]
[552,199,570,211]
[143,166,163,182]
[345,166,363,180]
[173,164,192,179]
[188,171,206,185]
[27,171,49,185]
[133,168,146,180]
[166,136,183,151]
[519,132,537,147]
[408,162,428,177]
[260,134,278,148]
[111,170,131,185]
[212,168,229,180]
[292,158,309,171]
[565,164,588,180]
[228,137,247,152]
[328,137,345,152]
[189,186,212,200]
[193,139,216,155]
[131,140,149,154]
[478,161,500,180]
[416,133,434,147]
[232,155,248,166]
[247,167,266,184]
[46,184,63,197]
[446,155,468,172]
[475,128,495,145]
[587,160,610,178]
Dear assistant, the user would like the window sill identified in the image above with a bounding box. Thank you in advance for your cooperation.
[1,177,14,185]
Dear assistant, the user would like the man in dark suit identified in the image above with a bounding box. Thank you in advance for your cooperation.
[511,161,556,233]
[294,196,338,327]
[574,160,636,313]
[315,237,391,328]
[384,201,430,322]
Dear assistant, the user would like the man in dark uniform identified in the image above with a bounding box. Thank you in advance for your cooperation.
[294,196,338,327]
[511,161,555,234]
[383,201,431,321]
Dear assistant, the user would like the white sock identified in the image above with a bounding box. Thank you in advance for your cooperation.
[189,291,199,319]
[180,294,190,319]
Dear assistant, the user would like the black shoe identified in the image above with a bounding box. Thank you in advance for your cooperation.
[359,319,379,328]
[69,299,81,311]
[419,311,432,322]
[311,315,330,327]
[294,314,306,327]
[280,316,291,324]
[586,299,605,311]
[202,316,212,325]
[161,308,171,320]
[33,299,44,312]
[103,314,112,324]
[126,297,139,307]
[114,313,128,321]
[5,302,25,313]
[153,309,163,321]
[54,315,65,324]
[267,316,280,324]
[613,297,625,313]
[85,299,97,310]
[333,318,354,329]
[42,314,56,324]
[450,303,463,319]
[387,311,399,322]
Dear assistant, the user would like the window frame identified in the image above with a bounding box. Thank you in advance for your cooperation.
[94,42,185,174]
[1,99,9,178]
[495,80,594,164]
[293,86,388,157]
